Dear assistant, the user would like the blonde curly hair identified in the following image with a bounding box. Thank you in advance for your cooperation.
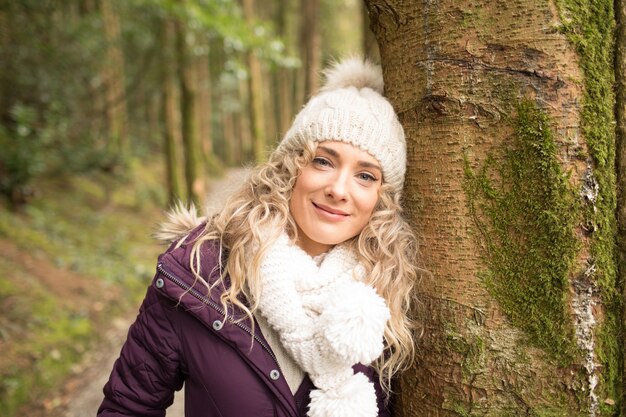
[185,139,418,393]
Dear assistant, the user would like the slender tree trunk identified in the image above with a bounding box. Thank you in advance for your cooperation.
[298,0,320,102]
[195,52,223,176]
[615,0,626,412]
[208,38,224,162]
[160,18,182,205]
[274,0,295,137]
[263,68,278,149]
[238,75,253,163]
[275,65,294,138]
[196,54,212,155]
[361,1,379,62]
[0,6,10,126]
[242,0,268,162]
[175,17,204,205]
[222,110,236,166]
[100,0,128,160]
[76,0,107,152]
[365,1,620,416]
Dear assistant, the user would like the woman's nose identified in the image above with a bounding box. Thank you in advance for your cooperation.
[325,171,349,201]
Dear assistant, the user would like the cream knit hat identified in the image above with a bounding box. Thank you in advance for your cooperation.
[279,57,406,192]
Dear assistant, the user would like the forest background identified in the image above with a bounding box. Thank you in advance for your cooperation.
[0,0,377,416]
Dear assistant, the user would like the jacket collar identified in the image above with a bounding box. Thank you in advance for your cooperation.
[154,234,301,416]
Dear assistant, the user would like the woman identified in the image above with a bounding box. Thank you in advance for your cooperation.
[98,57,418,417]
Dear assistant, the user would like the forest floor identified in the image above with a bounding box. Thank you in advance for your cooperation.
[0,165,249,417]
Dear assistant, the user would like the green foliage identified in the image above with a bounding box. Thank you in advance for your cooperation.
[464,100,580,364]
[0,273,92,417]
[0,2,122,205]
[144,0,298,66]
[0,105,45,202]
[0,0,299,208]
[0,161,165,416]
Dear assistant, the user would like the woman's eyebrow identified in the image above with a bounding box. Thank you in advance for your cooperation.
[317,145,339,157]
[317,145,382,172]
[358,161,382,172]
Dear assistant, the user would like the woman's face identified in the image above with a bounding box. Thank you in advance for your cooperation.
[289,141,382,256]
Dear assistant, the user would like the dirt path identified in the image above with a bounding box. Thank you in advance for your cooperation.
[60,168,250,417]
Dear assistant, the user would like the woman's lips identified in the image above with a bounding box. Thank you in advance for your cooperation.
[312,202,349,221]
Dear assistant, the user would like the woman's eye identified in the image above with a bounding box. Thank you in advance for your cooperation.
[358,172,378,182]
[313,157,331,167]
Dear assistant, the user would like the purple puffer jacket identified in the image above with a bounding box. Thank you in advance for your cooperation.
[98,225,392,417]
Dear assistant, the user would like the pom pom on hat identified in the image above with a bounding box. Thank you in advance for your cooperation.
[279,56,407,192]
[320,57,384,93]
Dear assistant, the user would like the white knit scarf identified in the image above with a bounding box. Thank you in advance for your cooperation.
[256,232,390,417]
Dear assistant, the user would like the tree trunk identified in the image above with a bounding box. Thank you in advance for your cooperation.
[0,5,10,126]
[208,38,225,164]
[195,51,223,176]
[100,0,128,161]
[361,1,379,63]
[274,0,295,137]
[276,65,295,138]
[298,0,320,102]
[242,0,268,163]
[160,17,182,205]
[175,16,204,205]
[238,75,254,163]
[614,0,626,413]
[196,54,212,156]
[365,1,620,415]
[221,109,236,166]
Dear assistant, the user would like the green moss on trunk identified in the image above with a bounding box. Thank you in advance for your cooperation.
[556,0,621,411]
[464,99,579,364]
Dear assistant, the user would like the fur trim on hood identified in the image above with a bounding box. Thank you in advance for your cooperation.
[155,203,206,243]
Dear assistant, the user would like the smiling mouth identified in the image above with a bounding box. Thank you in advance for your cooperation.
[313,202,349,217]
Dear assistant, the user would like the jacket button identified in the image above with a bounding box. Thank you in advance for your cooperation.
[155,278,164,288]
[270,369,280,380]
[212,320,223,331]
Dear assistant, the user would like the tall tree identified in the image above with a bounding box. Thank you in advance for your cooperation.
[160,17,183,205]
[195,48,223,175]
[238,74,254,163]
[298,0,321,103]
[242,0,268,162]
[361,1,379,62]
[274,0,296,137]
[175,15,204,205]
[365,1,620,416]
[0,4,11,128]
[100,0,128,160]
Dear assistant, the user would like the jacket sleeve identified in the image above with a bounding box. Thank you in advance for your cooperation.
[97,286,184,417]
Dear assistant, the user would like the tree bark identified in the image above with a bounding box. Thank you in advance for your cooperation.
[195,51,223,176]
[160,17,182,205]
[361,1,379,63]
[238,74,254,163]
[298,0,321,102]
[614,0,626,412]
[175,16,204,205]
[0,5,10,126]
[100,0,128,160]
[196,53,212,154]
[365,1,620,415]
[242,0,268,162]
[274,0,295,137]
